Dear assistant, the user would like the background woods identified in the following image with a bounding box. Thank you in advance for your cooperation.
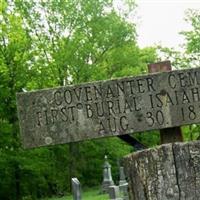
[0,0,199,199]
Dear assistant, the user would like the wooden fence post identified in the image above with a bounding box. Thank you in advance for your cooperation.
[148,61,183,144]
[123,141,200,200]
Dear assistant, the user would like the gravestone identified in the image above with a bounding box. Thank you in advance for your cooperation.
[109,185,122,200]
[102,155,114,193]
[119,183,129,200]
[119,166,127,186]
[71,178,82,200]
[119,167,129,200]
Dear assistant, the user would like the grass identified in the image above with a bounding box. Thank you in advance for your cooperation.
[44,188,109,200]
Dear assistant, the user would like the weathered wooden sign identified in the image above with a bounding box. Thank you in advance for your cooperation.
[17,67,200,148]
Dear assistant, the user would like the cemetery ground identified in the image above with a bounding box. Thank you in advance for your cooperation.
[44,188,109,200]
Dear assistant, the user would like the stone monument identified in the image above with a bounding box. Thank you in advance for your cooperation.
[71,178,82,200]
[102,155,114,193]
[119,166,127,186]
[119,166,129,200]
[109,185,122,200]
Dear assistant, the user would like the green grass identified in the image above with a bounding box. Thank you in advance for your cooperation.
[44,188,109,200]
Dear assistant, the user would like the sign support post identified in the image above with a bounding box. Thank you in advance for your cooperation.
[148,60,183,144]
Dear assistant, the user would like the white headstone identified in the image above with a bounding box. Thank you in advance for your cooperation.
[102,155,114,193]
[109,185,122,200]
[119,166,127,186]
[71,178,82,200]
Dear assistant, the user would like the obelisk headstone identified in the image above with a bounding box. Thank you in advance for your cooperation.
[71,178,82,200]
[119,166,129,200]
[119,166,127,186]
[102,155,114,193]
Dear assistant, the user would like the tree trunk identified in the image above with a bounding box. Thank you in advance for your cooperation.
[123,140,200,200]
[68,143,79,192]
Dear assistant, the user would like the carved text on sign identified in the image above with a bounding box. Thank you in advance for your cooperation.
[17,68,200,148]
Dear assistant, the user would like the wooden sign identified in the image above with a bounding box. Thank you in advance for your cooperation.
[17,67,200,148]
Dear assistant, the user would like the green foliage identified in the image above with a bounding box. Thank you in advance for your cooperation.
[157,9,200,69]
[44,188,109,200]
[134,131,160,148]
[182,125,200,141]
[0,0,158,199]
[157,8,200,143]
[182,9,200,54]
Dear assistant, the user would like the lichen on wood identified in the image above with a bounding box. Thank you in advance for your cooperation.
[123,140,200,200]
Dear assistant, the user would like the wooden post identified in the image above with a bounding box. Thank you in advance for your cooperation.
[123,140,200,200]
[148,61,183,144]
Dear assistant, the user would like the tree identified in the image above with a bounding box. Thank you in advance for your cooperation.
[0,0,157,199]
[0,1,34,199]
[181,9,200,68]
[156,8,200,142]
[157,9,200,69]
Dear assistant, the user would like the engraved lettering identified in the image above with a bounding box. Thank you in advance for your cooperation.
[86,104,93,118]
[99,120,106,134]
[188,71,200,86]
[94,85,102,100]
[17,67,200,148]
[60,107,68,122]
[108,117,117,132]
[44,110,49,125]
[166,92,174,105]
[117,81,125,97]
[85,86,92,101]
[64,89,72,104]
[178,73,186,87]
[74,87,83,101]
[156,110,164,125]
[146,77,155,91]
[116,99,122,114]
[123,99,132,113]
[168,74,176,89]
[106,85,115,98]
[126,80,135,95]
[107,101,114,115]
[182,90,190,104]
[156,94,163,108]
[133,97,141,111]
[174,90,179,105]
[188,105,196,120]
[51,109,58,124]
[181,107,185,121]
[149,94,154,109]
[120,116,129,131]
[181,105,197,121]
[191,88,200,102]
[137,79,145,93]
[54,90,62,106]
[36,111,42,126]
[68,106,76,121]
[146,112,154,126]
[95,102,104,117]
